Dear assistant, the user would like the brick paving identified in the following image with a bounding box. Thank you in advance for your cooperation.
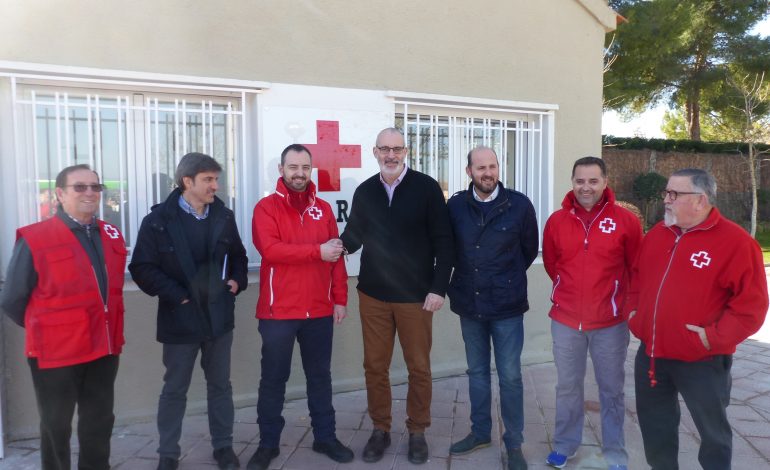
[3,336,770,469]
[3,270,770,469]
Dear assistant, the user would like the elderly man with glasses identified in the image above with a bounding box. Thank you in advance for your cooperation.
[340,127,454,465]
[628,168,769,470]
[1,164,127,470]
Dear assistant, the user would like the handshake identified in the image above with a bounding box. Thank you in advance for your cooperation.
[320,238,346,262]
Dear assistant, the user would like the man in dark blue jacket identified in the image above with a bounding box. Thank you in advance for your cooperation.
[129,153,248,470]
[447,146,539,470]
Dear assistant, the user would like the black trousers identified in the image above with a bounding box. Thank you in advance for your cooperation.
[28,354,119,470]
[635,347,732,470]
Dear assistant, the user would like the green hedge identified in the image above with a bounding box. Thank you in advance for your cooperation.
[602,136,770,154]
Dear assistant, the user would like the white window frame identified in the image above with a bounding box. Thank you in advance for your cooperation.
[388,91,557,242]
[0,62,267,266]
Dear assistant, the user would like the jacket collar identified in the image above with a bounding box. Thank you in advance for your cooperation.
[465,181,509,204]
[670,206,721,234]
[274,178,317,207]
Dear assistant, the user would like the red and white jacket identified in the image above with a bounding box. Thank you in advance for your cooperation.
[628,207,768,363]
[252,178,347,319]
[542,188,642,330]
[20,216,127,369]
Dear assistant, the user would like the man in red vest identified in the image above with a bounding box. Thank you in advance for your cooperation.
[1,164,127,470]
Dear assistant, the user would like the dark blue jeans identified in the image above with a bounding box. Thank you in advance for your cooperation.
[635,346,733,470]
[460,315,524,450]
[257,316,336,447]
[157,331,234,458]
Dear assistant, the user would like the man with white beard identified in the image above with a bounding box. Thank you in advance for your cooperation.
[628,168,768,470]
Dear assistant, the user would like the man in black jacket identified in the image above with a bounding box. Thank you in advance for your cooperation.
[340,127,454,465]
[129,153,248,470]
[446,146,538,470]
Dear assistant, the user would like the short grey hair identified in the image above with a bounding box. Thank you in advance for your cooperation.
[671,168,717,205]
[175,152,222,190]
[375,127,405,146]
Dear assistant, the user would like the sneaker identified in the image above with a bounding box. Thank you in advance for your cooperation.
[312,438,354,463]
[362,429,391,463]
[449,433,492,455]
[546,451,576,468]
[246,447,279,470]
[213,446,240,469]
[608,466,628,470]
[507,447,528,470]
[408,432,429,464]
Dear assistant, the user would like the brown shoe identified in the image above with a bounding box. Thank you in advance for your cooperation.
[362,429,391,463]
[408,432,429,464]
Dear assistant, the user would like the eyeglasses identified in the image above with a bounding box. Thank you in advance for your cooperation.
[661,189,702,201]
[65,183,106,193]
[377,146,406,154]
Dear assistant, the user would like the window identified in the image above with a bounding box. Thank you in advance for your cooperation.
[8,74,255,261]
[392,93,555,239]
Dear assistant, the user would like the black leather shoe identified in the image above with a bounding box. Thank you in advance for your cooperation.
[408,432,429,464]
[157,457,179,470]
[213,446,240,469]
[312,438,354,463]
[362,429,391,463]
[246,447,279,470]
[507,447,528,470]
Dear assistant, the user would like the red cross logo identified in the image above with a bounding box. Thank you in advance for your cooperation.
[307,206,323,220]
[690,251,711,269]
[103,224,120,239]
[302,120,361,192]
[599,217,616,234]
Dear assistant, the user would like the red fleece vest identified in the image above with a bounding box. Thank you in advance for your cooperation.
[19,216,127,368]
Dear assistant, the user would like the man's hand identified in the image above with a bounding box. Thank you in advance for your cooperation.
[628,310,636,320]
[422,293,444,312]
[181,299,190,304]
[333,304,347,324]
[226,279,239,294]
[320,238,344,262]
[685,324,711,350]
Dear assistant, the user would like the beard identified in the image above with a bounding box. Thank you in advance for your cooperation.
[664,211,677,227]
[285,176,308,192]
[473,177,497,196]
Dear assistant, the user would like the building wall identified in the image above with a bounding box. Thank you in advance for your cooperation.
[0,0,612,440]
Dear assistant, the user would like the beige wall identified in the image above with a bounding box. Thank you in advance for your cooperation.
[0,0,608,175]
[3,269,553,439]
[0,0,611,440]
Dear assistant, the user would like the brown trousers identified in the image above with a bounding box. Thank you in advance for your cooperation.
[358,290,433,433]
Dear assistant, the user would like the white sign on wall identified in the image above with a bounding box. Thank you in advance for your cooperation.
[258,83,393,275]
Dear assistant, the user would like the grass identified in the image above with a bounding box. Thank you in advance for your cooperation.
[756,229,770,265]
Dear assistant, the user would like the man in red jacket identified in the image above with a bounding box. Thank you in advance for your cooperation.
[248,144,353,470]
[628,168,768,470]
[542,157,642,470]
[0,164,127,470]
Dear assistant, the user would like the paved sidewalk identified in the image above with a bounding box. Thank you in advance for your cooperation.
[3,337,770,469]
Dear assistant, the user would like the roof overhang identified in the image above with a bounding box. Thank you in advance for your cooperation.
[575,0,619,33]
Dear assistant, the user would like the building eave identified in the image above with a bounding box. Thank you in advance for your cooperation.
[575,0,619,33]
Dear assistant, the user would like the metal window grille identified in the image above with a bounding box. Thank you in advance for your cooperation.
[395,102,552,237]
[10,81,244,259]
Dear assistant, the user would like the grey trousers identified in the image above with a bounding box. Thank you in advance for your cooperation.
[551,320,629,466]
[157,331,234,458]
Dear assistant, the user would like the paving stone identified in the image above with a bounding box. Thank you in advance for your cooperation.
[7,333,770,470]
